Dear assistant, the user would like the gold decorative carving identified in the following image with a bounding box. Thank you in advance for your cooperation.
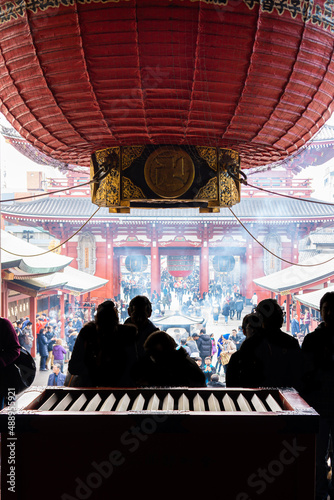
[219,171,240,206]
[195,177,218,200]
[95,169,120,206]
[92,147,120,207]
[122,177,146,200]
[144,147,195,198]
[122,146,145,170]
[218,148,241,207]
[196,146,217,171]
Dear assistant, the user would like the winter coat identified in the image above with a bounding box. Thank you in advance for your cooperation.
[21,327,33,351]
[120,318,159,387]
[53,344,67,361]
[37,333,49,357]
[196,334,212,359]
[68,322,137,387]
[46,331,56,351]
[133,347,206,388]
[222,303,230,317]
[226,327,301,390]
[186,339,199,355]
[235,299,244,312]
[48,372,66,386]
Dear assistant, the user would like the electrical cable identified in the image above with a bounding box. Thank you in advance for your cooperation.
[244,180,334,206]
[0,155,113,203]
[228,206,334,267]
[0,207,100,258]
[226,166,334,206]
[0,178,91,203]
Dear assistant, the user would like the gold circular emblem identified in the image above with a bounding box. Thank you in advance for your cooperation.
[144,147,195,198]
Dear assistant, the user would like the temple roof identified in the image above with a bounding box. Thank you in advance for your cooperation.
[1,230,108,295]
[2,196,334,223]
[295,285,334,311]
[1,229,72,274]
[253,253,334,294]
[311,125,334,144]
[17,266,108,295]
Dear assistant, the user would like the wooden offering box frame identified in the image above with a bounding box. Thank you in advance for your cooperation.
[0,387,318,500]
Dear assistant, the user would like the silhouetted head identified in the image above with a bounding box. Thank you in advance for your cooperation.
[144,330,177,362]
[128,295,152,326]
[95,300,119,332]
[242,312,263,338]
[320,291,334,327]
[256,299,283,329]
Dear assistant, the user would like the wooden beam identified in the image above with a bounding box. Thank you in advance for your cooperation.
[6,282,38,297]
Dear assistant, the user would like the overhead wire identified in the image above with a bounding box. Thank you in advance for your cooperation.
[228,206,334,267]
[0,207,100,258]
[0,153,112,203]
[0,178,91,203]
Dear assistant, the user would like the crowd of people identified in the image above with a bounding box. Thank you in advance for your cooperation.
[2,290,334,500]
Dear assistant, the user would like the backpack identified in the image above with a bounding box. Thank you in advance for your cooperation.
[0,346,36,396]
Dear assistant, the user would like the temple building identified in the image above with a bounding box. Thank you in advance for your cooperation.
[2,169,334,314]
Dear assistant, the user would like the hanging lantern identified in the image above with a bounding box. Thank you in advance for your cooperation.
[167,255,194,278]
[125,255,148,274]
[213,255,235,274]
[0,1,332,172]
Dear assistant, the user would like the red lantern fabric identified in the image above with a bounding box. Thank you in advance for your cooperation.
[0,0,333,169]
[167,255,194,278]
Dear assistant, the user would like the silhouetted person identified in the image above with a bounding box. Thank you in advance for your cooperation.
[226,312,263,387]
[302,291,334,500]
[226,299,301,389]
[68,300,136,387]
[125,295,158,357]
[133,330,206,388]
[121,295,159,386]
[0,318,20,408]
[242,312,263,339]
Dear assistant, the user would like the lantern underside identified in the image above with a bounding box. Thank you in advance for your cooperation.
[0,0,333,171]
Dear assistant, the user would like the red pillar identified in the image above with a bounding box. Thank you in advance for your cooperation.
[245,239,254,301]
[113,255,120,300]
[30,296,37,357]
[1,280,8,318]
[59,292,65,339]
[286,294,291,332]
[151,244,160,297]
[296,299,301,322]
[106,226,113,298]
[200,244,209,297]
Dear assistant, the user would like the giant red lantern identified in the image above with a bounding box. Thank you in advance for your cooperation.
[0,0,333,206]
[167,255,194,278]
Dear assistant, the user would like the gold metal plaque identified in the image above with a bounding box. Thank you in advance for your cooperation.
[144,147,195,198]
